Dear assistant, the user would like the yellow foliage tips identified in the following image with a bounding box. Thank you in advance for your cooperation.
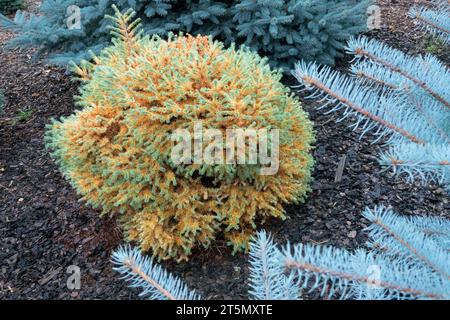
[46,8,315,261]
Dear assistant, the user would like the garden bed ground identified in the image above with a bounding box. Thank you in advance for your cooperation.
[0,0,449,300]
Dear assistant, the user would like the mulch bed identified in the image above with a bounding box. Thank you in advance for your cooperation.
[0,0,449,300]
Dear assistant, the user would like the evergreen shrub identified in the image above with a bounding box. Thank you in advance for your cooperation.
[46,8,315,261]
[0,0,372,71]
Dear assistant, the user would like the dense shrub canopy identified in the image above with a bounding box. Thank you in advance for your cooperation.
[46,9,315,261]
[2,0,372,70]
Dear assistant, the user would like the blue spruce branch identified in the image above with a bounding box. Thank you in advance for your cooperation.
[112,207,450,300]
[111,245,201,300]
[409,2,450,45]
[292,61,430,145]
[293,36,450,192]
[346,37,450,110]
[363,207,449,280]
[248,231,299,300]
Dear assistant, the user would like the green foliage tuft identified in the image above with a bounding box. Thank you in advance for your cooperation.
[14,107,33,123]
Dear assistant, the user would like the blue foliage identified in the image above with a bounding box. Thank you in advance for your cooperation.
[404,213,450,249]
[248,231,299,300]
[379,143,450,192]
[274,207,449,300]
[409,0,450,44]
[346,37,450,107]
[293,36,450,192]
[363,207,449,279]
[112,207,450,300]
[111,245,201,300]
[292,60,431,145]
[0,0,372,71]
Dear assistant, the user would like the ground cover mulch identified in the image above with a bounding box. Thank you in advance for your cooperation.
[0,0,449,300]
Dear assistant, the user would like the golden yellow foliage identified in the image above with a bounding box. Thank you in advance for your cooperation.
[46,8,315,261]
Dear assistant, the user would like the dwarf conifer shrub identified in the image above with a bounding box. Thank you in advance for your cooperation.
[46,8,315,261]
[0,0,372,70]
